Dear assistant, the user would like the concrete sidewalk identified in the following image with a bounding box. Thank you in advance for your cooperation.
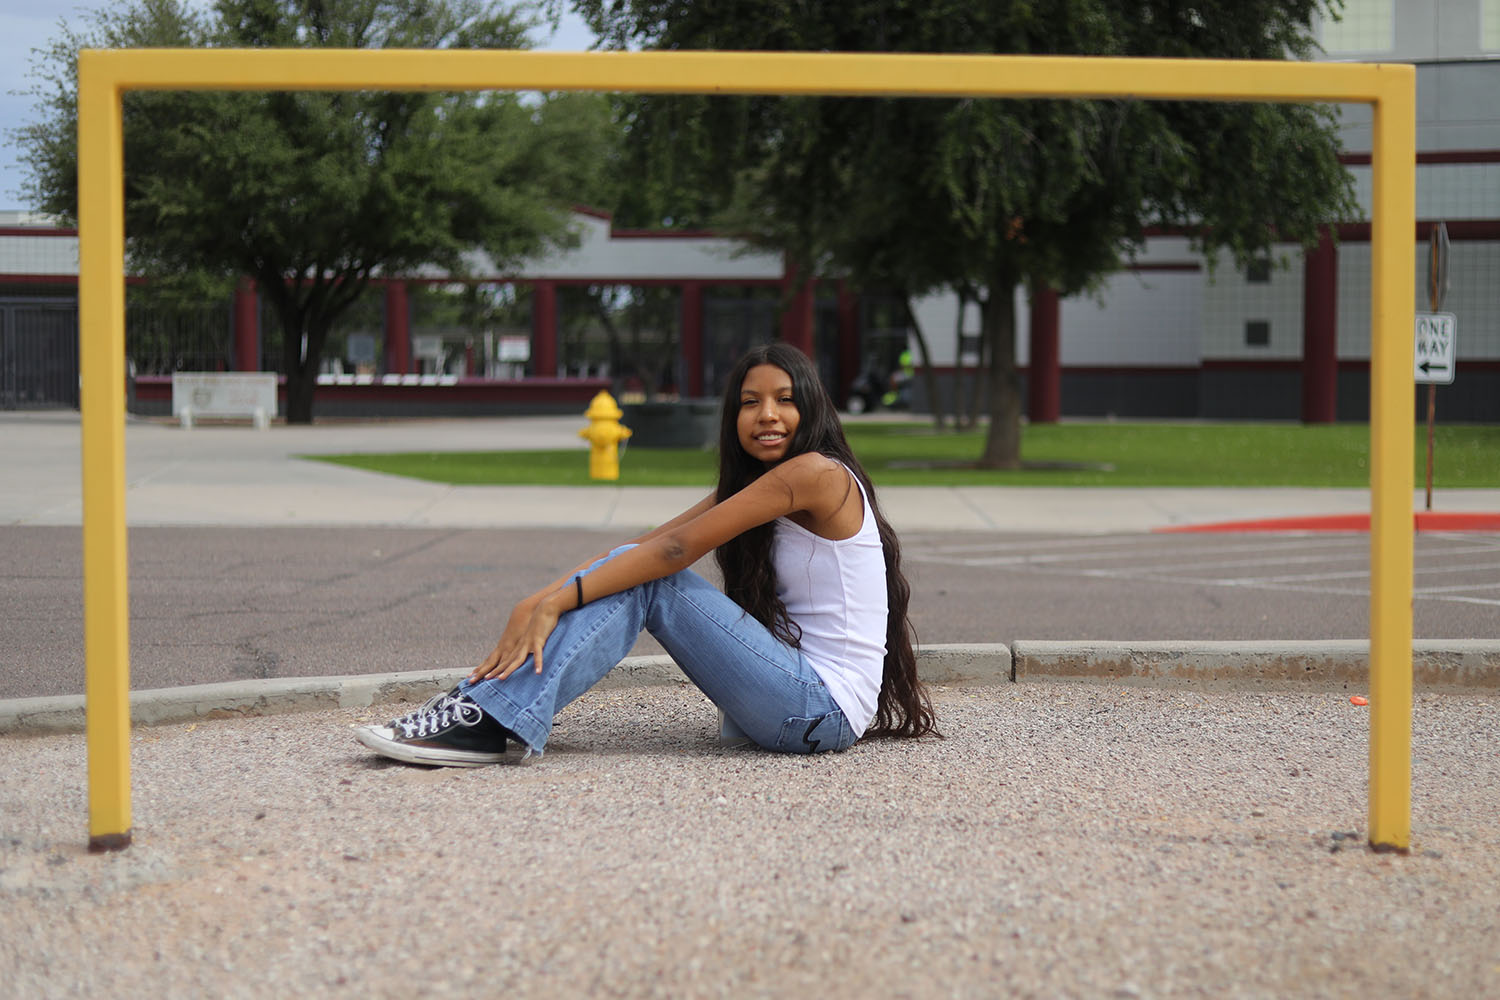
[6,409,1499,533]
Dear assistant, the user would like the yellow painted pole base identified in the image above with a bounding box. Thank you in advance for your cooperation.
[88,829,133,853]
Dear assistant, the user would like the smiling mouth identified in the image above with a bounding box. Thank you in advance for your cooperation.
[754,433,786,443]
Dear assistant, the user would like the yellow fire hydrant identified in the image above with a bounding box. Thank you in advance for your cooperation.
[579,390,632,481]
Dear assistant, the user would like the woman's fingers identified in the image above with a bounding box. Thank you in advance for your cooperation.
[469,640,505,683]
[468,637,536,683]
[469,603,560,683]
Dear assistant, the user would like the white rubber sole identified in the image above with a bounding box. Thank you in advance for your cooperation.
[354,724,510,768]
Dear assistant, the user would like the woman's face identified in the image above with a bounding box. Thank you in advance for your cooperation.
[736,363,800,466]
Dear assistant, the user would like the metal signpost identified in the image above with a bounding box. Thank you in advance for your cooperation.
[1416,222,1454,511]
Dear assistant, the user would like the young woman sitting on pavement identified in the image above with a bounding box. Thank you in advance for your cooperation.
[355,343,937,765]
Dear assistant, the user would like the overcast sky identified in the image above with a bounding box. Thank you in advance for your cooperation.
[0,1,598,212]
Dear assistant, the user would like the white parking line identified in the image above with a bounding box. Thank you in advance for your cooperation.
[1124,548,1500,579]
[903,532,1500,609]
[1414,580,1500,595]
[907,536,1364,568]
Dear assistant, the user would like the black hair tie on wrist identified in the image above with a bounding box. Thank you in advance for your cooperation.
[575,575,584,610]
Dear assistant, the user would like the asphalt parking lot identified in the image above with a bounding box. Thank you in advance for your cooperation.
[901,528,1500,643]
[4,525,1497,700]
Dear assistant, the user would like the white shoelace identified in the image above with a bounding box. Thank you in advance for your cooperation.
[392,690,484,740]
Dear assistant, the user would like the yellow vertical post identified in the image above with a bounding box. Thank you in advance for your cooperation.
[1366,72,1416,851]
[77,52,134,852]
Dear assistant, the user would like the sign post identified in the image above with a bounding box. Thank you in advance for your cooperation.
[1418,224,1452,510]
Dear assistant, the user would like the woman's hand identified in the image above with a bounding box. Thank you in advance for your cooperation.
[469,594,563,683]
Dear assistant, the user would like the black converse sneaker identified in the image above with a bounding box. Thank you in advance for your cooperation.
[354,687,515,767]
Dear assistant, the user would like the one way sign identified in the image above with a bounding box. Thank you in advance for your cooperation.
[1414,312,1457,385]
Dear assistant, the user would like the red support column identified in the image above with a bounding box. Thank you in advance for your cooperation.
[837,283,860,406]
[680,281,704,397]
[233,277,259,371]
[384,280,410,376]
[1301,230,1338,424]
[532,280,558,377]
[780,269,815,356]
[1028,286,1061,423]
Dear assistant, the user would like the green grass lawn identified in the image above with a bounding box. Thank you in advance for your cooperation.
[306,422,1500,488]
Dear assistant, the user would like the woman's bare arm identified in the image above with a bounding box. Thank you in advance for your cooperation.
[509,491,718,614]
[472,454,845,682]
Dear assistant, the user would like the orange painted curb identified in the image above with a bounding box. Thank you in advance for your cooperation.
[1155,512,1500,534]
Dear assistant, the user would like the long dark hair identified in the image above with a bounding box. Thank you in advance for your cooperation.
[713,342,936,739]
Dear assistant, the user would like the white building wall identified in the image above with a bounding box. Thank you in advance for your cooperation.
[910,294,963,366]
[511,213,783,281]
[910,288,1016,367]
[1333,240,1500,361]
[1200,248,1307,361]
[1336,242,1374,360]
[1316,0,1491,60]
[1348,163,1500,220]
[1059,271,1203,367]
[0,231,78,276]
[1436,241,1500,358]
[4,210,786,284]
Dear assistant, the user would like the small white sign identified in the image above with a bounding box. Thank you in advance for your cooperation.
[497,335,531,362]
[1414,312,1456,385]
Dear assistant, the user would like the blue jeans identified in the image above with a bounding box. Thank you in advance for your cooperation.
[459,546,857,756]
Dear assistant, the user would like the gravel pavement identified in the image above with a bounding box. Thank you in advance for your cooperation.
[4,682,1498,999]
[4,411,1498,997]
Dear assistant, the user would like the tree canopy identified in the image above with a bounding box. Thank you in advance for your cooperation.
[19,0,618,422]
[570,0,1358,465]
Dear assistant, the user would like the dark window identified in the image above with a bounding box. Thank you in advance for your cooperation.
[1246,258,1272,283]
[1245,320,1271,347]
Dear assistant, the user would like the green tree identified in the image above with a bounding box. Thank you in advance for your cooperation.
[570,0,1358,466]
[18,0,618,422]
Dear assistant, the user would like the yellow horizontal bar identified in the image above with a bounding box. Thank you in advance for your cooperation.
[84,48,1404,104]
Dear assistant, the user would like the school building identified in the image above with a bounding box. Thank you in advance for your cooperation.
[1,1,1496,422]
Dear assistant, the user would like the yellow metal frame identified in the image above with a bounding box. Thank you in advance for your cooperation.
[77,50,1416,851]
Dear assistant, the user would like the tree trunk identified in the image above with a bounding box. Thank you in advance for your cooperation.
[589,291,626,379]
[263,272,366,424]
[952,287,970,429]
[979,272,1022,468]
[900,296,947,431]
[281,314,316,424]
[280,310,332,425]
[966,298,988,430]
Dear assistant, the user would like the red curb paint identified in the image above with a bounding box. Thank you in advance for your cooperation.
[1155,512,1500,534]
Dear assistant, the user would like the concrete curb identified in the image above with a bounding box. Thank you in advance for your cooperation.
[1011,639,1500,688]
[0,645,1009,736]
[5,640,1498,736]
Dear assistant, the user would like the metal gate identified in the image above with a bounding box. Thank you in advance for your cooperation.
[0,300,79,410]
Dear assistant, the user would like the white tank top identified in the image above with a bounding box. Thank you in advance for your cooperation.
[770,467,887,736]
